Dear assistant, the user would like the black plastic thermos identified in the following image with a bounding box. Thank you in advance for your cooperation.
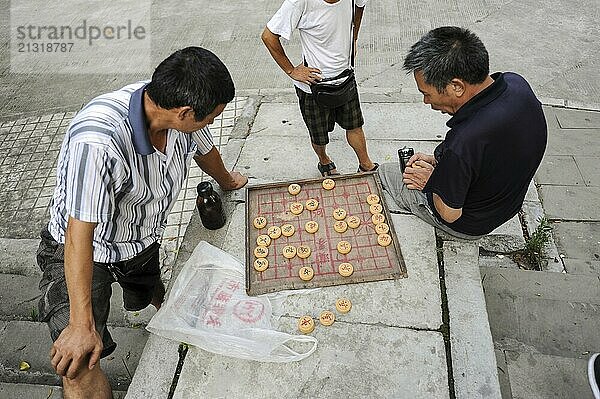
[196,181,226,230]
[398,147,415,173]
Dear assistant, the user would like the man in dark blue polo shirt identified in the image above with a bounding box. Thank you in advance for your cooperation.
[379,26,547,239]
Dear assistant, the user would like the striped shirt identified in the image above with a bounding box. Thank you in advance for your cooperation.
[48,81,214,263]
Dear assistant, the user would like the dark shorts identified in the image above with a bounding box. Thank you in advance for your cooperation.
[295,86,364,146]
[36,228,161,358]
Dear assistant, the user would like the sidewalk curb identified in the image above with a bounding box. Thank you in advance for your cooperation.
[539,97,600,112]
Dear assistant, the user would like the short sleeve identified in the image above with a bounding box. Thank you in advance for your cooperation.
[191,127,214,156]
[266,0,304,41]
[65,142,117,223]
[423,149,472,209]
[355,0,368,7]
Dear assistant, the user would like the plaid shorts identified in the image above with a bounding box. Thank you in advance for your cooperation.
[296,86,364,146]
[36,228,161,358]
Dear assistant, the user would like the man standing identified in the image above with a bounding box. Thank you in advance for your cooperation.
[261,0,378,176]
[379,27,547,239]
[37,47,247,398]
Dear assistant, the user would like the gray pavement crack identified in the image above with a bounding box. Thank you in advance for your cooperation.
[436,234,456,399]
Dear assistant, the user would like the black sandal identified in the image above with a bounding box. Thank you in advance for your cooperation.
[357,162,379,173]
[318,162,340,177]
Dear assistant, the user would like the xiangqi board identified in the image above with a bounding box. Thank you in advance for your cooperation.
[245,173,407,295]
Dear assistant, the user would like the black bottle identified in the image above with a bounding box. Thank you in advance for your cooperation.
[196,181,226,230]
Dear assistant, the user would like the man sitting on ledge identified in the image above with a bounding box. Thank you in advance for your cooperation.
[379,26,547,240]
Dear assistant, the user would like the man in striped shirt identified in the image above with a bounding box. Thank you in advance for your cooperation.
[36,47,247,398]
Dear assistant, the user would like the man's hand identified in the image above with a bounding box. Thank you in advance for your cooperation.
[288,64,322,85]
[219,171,248,191]
[403,160,434,190]
[407,152,436,167]
[50,323,103,379]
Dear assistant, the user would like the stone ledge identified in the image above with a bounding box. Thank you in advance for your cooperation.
[444,241,502,399]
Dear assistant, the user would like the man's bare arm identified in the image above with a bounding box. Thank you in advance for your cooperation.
[261,27,321,85]
[353,5,365,41]
[193,147,247,191]
[432,194,462,223]
[50,217,103,379]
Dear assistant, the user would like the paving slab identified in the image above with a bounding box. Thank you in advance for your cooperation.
[535,155,585,186]
[0,238,40,276]
[545,127,600,157]
[174,320,449,399]
[479,256,520,270]
[552,221,600,262]
[250,103,450,141]
[539,186,600,221]
[554,108,600,129]
[563,258,600,276]
[0,273,40,320]
[480,267,600,304]
[575,156,600,186]
[124,334,181,399]
[281,214,442,330]
[0,383,62,399]
[444,242,501,399]
[481,268,600,358]
[505,351,593,399]
[238,134,438,182]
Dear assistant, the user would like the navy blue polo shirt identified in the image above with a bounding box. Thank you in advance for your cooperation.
[423,72,547,236]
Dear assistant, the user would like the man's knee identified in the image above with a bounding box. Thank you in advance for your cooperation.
[62,364,112,399]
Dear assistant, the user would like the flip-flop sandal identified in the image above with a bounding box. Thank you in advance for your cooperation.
[318,162,340,177]
[357,162,379,173]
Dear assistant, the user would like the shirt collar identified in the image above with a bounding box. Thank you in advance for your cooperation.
[128,83,154,155]
[446,72,507,128]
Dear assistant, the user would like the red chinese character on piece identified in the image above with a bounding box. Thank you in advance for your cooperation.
[315,252,330,264]
[205,314,222,327]
[233,300,265,323]
[226,280,241,292]
[215,290,232,303]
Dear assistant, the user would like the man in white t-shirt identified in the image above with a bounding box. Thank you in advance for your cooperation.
[262,0,378,176]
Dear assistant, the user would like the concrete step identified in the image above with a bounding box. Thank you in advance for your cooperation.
[0,382,127,398]
[0,273,155,327]
[481,266,600,304]
[481,267,600,358]
[0,320,149,392]
[497,350,594,399]
[0,238,40,277]
[444,242,502,399]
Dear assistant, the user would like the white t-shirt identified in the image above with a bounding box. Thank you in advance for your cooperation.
[267,0,367,93]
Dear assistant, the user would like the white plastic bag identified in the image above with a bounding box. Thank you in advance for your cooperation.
[147,241,317,362]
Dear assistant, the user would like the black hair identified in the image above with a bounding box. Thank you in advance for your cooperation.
[146,47,234,121]
[403,27,489,92]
